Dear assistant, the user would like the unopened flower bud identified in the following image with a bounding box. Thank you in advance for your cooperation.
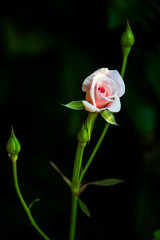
[77,124,89,147]
[6,127,21,162]
[120,20,135,48]
[85,113,98,142]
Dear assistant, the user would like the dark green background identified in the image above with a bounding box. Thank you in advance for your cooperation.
[1,0,160,239]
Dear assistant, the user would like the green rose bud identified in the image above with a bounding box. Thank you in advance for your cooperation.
[85,113,98,142]
[120,20,135,48]
[6,127,21,162]
[77,124,89,147]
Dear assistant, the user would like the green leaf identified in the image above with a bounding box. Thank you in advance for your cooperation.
[100,110,117,125]
[78,199,91,218]
[28,198,40,210]
[62,101,84,110]
[79,178,124,194]
[90,178,124,187]
[154,230,160,239]
[50,161,71,187]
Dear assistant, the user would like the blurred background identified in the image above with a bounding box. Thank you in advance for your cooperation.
[1,0,160,239]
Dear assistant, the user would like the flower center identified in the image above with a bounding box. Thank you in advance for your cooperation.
[98,86,109,97]
[98,87,105,93]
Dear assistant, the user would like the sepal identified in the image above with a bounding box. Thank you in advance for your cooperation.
[62,101,84,110]
[100,110,117,125]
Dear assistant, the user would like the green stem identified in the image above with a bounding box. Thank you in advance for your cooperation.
[69,41,132,240]
[12,161,50,240]
[69,140,86,240]
[72,142,85,185]
[69,194,78,240]
[79,123,110,183]
[121,47,131,78]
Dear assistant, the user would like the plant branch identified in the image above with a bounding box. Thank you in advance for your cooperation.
[12,161,51,240]
[69,130,87,240]
[79,122,110,183]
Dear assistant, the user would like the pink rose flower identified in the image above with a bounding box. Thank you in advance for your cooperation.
[82,68,125,113]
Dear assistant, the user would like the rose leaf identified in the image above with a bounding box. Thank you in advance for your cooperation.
[78,198,91,218]
[89,178,124,187]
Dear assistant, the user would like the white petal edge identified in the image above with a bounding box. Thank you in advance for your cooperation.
[82,75,93,92]
[108,70,125,97]
[107,95,121,112]
[93,68,109,76]
[82,101,98,112]
[82,101,108,113]
[82,68,109,92]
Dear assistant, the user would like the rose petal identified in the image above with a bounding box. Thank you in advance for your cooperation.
[95,77,118,108]
[90,73,106,107]
[93,68,109,76]
[85,89,93,105]
[95,83,112,108]
[108,70,125,97]
[82,101,98,112]
[82,75,93,92]
[82,68,109,92]
[98,77,118,97]
[82,101,107,113]
[107,95,121,112]
[96,107,108,112]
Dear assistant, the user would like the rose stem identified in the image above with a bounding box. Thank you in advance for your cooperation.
[69,28,133,239]
[121,47,131,79]
[12,161,50,240]
[79,43,131,184]
[69,139,86,240]
[79,122,110,183]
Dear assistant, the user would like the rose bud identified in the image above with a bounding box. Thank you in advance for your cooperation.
[120,20,135,48]
[77,124,89,147]
[6,127,21,162]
